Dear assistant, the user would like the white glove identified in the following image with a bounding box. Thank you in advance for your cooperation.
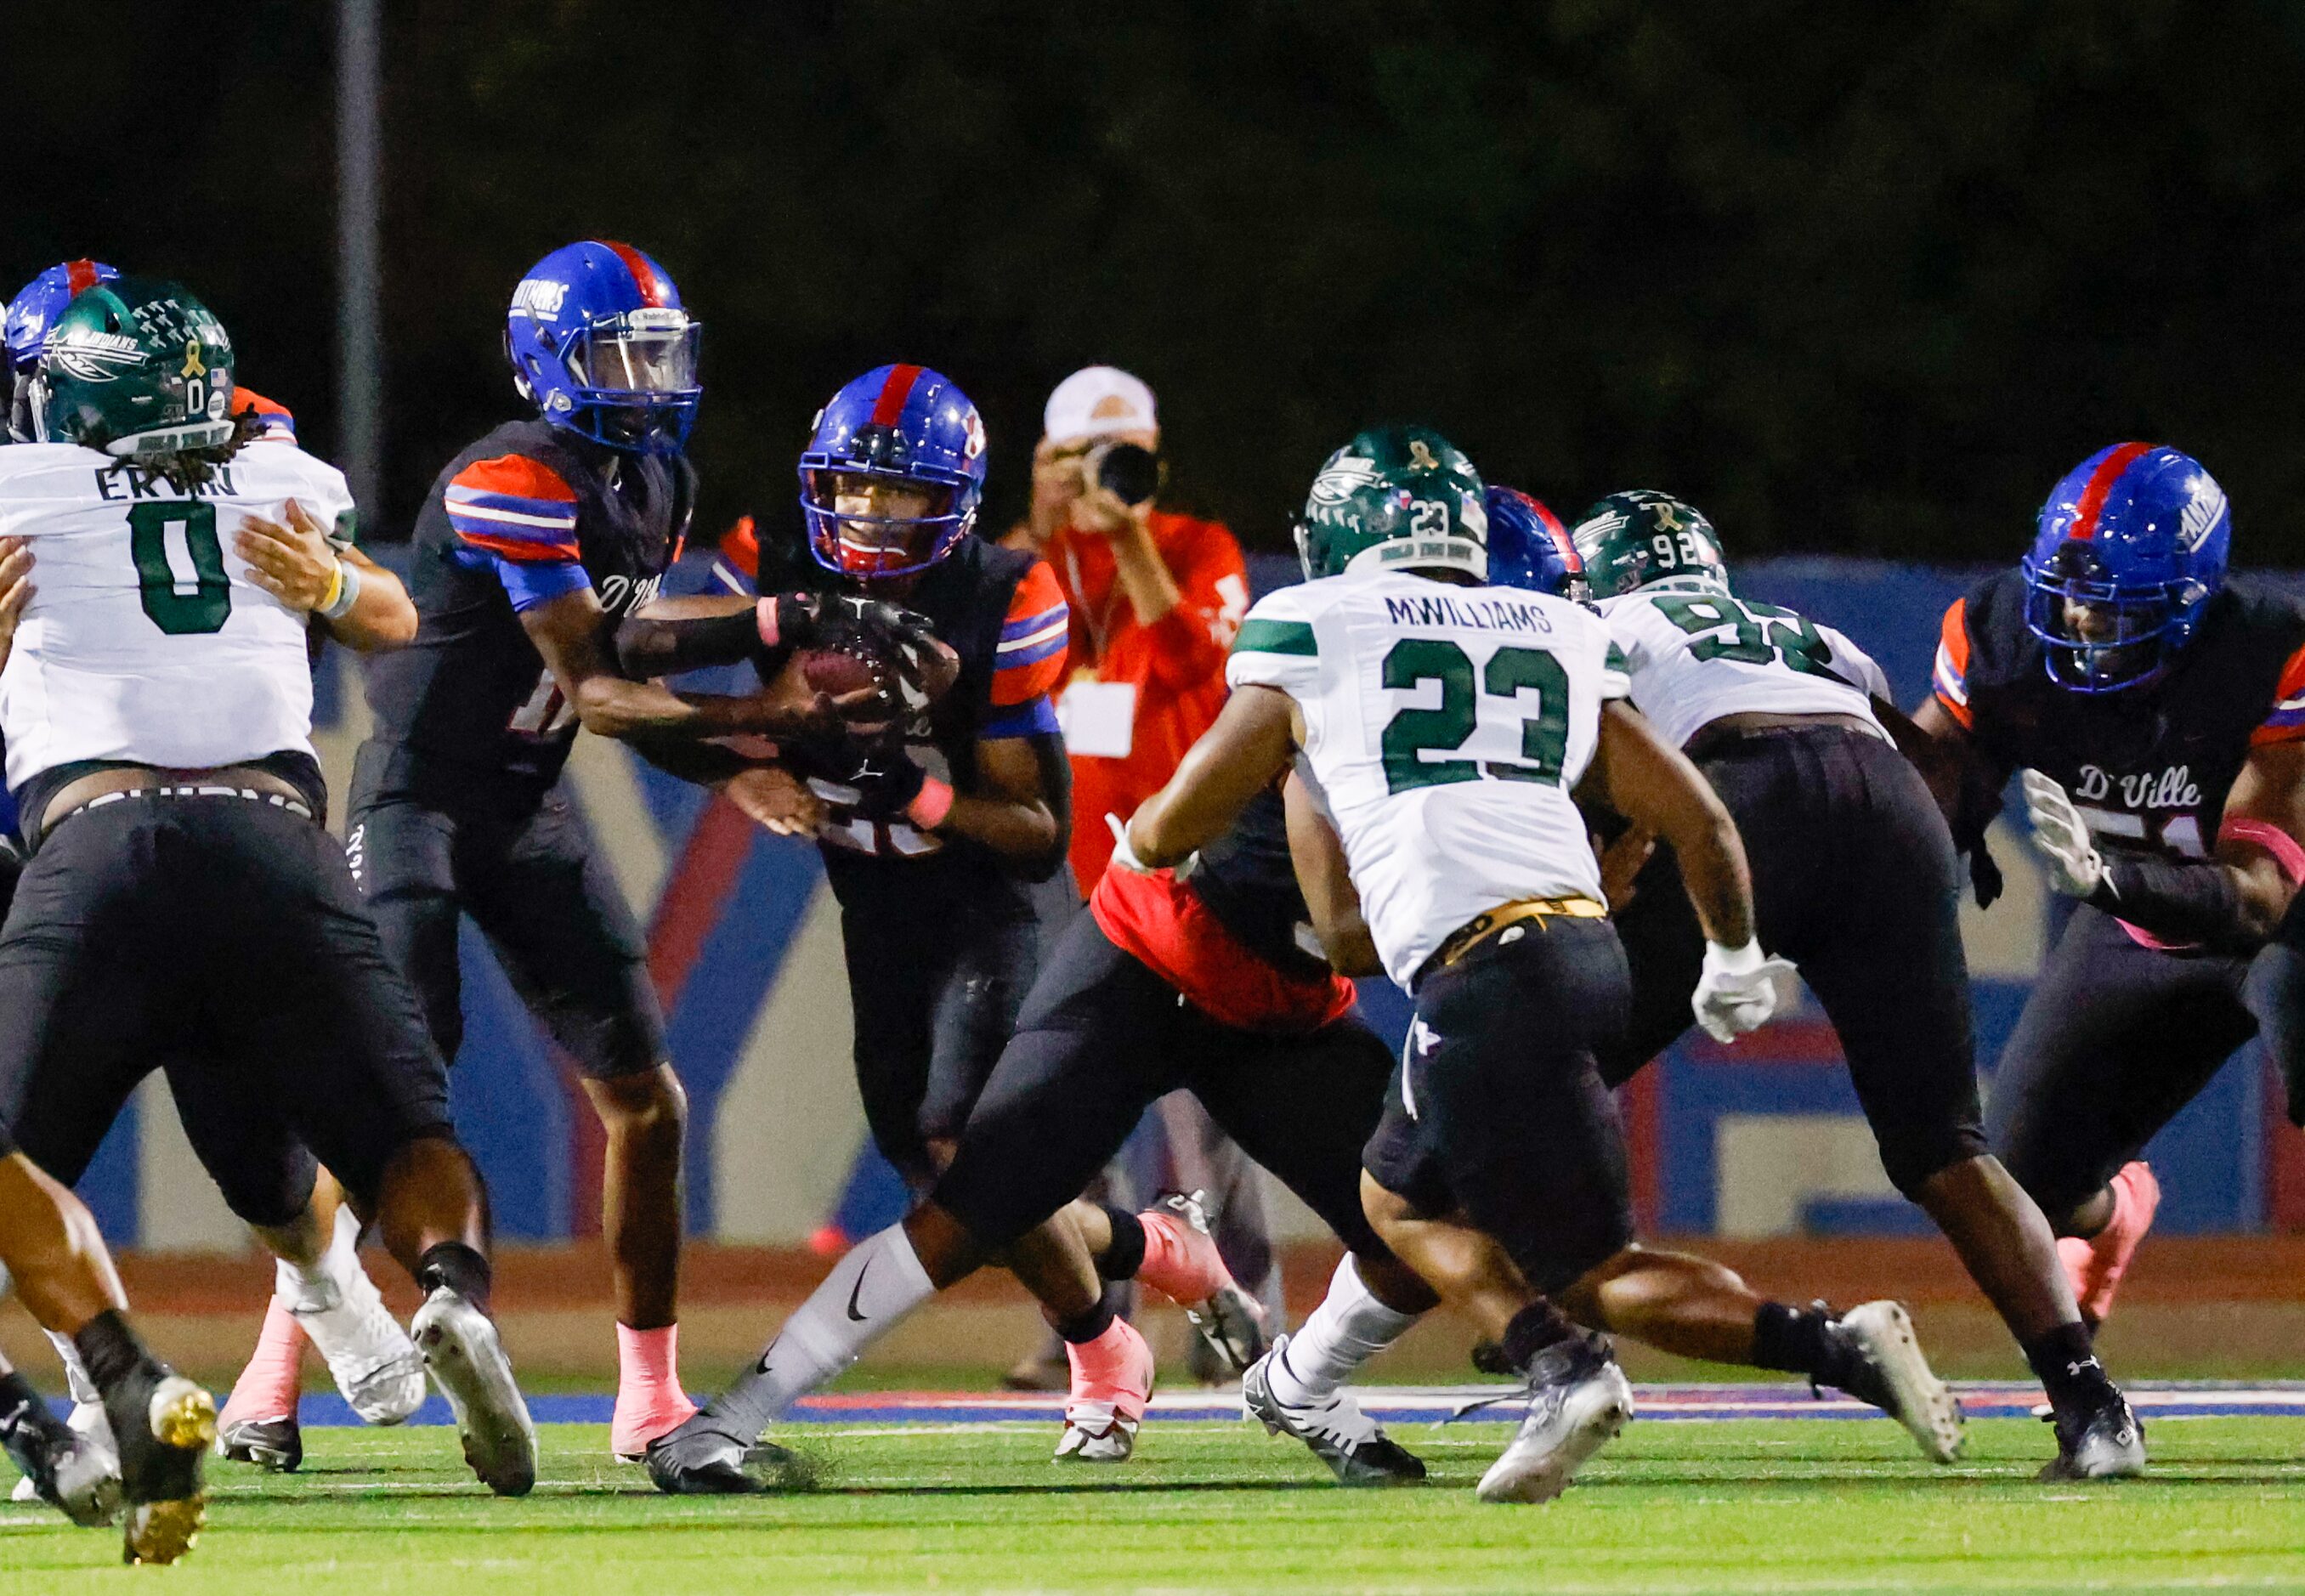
[1105,812,1156,874]
[2019,768,2104,897]
[1691,939,1798,1043]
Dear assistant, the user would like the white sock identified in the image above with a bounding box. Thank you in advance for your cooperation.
[709,1223,936,1437]
[43,1330,99,1407]
[1266,1254,1419,1407]
[276,1205,361,1312]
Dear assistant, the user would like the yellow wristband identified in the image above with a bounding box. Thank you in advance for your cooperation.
[318,562,346,615]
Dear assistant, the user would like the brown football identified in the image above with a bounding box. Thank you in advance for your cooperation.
[798,646,888,701]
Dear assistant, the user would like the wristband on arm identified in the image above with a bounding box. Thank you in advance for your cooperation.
[319,558,361,621]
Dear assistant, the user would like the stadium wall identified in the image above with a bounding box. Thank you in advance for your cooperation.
[76,555,2305,1248]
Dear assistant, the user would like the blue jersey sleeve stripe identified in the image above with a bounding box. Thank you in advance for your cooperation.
[495,555,592,612]
[983,694,1062,738]
[995,631,1068,670]
[445,489,581,529]
[1000,603,1068,642]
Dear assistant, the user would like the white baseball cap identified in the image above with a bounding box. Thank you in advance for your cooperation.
[1043,365,1158,444]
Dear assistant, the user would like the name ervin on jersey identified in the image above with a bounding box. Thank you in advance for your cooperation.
[1383,591,1555,635]
[92,463,240,501]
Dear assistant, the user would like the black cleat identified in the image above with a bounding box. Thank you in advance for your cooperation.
[102,1364,214,1565]
[218,1413,303,1473]
[2038,1389,2147,1481]
[646,1412,811,1496]
[1,1389,120,1526]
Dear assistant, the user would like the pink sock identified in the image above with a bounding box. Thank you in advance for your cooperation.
[611,1323,698,1457]
[220,1299,306,1427]
[1064,1318,1154,1428]
[1134,1209,1230,1305]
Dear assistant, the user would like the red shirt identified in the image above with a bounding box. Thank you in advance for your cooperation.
[1090,864,1356,1035]
[1046,510,1249,887]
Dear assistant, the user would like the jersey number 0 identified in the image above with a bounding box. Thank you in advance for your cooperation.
[127,501,232,636]
[1380,638,1570,794]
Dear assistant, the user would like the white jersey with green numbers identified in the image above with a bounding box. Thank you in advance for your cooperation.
[1227,569,1629,988]
[0,439,352,790]
[1597,577,1891,751]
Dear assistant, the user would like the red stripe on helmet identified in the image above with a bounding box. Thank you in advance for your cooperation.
[1533,498,1582,571]
[596,240,668,307]
[2070,441,2156,541]
[65,259,101,296]
[870,364,926,428]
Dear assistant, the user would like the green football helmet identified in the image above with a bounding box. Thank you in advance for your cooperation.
[30,276,235,459]
[1569,489,1730,600]
[1294,424,1488,582]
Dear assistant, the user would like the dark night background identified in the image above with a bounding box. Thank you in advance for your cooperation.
[8,2,2303,563]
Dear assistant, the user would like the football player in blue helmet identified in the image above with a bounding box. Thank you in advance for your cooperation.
[1913,444,2305,1434]
[2021,443,2231,693]
[4,260,120,443]
[1483,485,1589,603]
[506,240,700,456]
[799,363,988,580]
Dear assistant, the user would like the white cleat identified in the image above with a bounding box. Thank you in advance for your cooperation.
[1831,1300,1963,1464]
[1053,1413,1138,1463]
[1475,1333,1634,1505]
[411,1288,536,1496]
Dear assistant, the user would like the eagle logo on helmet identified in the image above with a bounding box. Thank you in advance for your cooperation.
[44,330,146,384]
[1306,453,1381,518]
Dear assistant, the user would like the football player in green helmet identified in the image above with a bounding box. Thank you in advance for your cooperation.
[1569,489,1731,601]
[1292,424,1488,583]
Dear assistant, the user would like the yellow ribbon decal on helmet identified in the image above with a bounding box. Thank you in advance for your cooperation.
[182,338,206,380]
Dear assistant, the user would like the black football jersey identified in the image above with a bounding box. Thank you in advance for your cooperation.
[762,535,1070,913]
[1935,569,2305,863]
[1183,784,1334,982]
[361,419,694,805]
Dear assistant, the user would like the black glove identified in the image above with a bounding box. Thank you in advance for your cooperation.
[810,735,930,821]
[771,591,936,655]
[1968,840,2004,910]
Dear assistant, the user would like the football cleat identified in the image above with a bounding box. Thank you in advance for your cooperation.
[2038,1389,2147,1481]
[1475,1332,1634,1505]
[105,1368,214,1565]
[644,1413,809,1496]
[1821,1300,1964,1464]
[10,1397,116,1512]
[218,1414,303,1473]
[1056,1318,1155,1464]
[411,1288,536,1497]
[285,1246,428,1426]
[1139,1192,1270,1376]
[2,1390,121,1526]
[1242,1336,1424,1486]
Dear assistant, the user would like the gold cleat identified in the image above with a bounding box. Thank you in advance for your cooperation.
[121,1378,214,1565]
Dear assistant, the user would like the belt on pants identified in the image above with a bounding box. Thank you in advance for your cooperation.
[49,784,315,835]
[1416,894,1606,988]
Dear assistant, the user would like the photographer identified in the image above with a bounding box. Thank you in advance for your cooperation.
[1010,367,1250,888]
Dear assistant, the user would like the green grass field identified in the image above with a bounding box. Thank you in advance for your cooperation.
[5,1416,2303,1593]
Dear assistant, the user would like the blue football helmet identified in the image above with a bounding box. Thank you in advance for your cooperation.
[6,258,120,442]
[2023,442,2230,693]
[505,240,699,456]
[1484,485,1589,603]
[799,364,988,581]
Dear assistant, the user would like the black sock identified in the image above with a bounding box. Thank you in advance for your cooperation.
[1753,1301,1835,1378]
[416,1242,493,1313]
[1096,1206,1147,1282]
[0,1370,47,1441]
[2024,1322,2113,1414]
[1051,1299,1117,1345]
[1499,1302,1576,1372]
[72,1309,156,1396]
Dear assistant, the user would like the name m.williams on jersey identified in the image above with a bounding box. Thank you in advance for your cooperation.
[1381,590,1557,634]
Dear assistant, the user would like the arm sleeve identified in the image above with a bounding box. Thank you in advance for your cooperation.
[1930,597,1975,728]
[445,453,592,614]
[991,560,1070,707]
[1142,523,1250,691]
[2254,642,2305,747]
[1226,586,1322,699]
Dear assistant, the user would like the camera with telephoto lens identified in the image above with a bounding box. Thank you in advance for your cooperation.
[1085,440,1160,507]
